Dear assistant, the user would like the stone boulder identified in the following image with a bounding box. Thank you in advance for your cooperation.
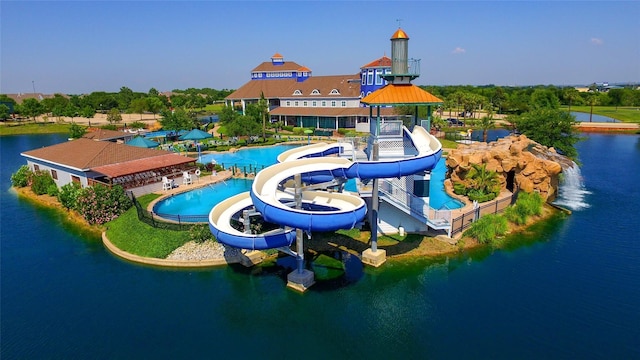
[445,135,571,201]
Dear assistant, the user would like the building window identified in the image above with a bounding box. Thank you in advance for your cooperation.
[303,101,307,107]
[311,89,320,95]
[367,70,374,85]
[331,101,336,107]
[360,91,364,98]
[361,71,366,85]
[294,101,299,107]
[322,101,326,107]
[50,169,58,180]
[293,90,302,95]
[375,69,383,85]
[71,176,80,184]
[341,101,346,107]
[312,101,317,107]
[286,101,291,106]
[33,164,40,171]
[329,89,340,95]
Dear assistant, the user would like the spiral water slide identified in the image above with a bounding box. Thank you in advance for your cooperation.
[208,126,442,250]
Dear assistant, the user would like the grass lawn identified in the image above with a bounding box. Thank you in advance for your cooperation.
[0,121,70,136]
[105,193,192,258]
[564,106,640,123]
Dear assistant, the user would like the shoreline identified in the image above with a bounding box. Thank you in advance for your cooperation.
[12,184,560,269]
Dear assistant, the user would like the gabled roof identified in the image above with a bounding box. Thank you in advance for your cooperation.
[226,74,361,100]
[82,128,132,141]
[21,138,176,171]
[252,61,306,72]
[361,56,391,69]
[361,84,443,106]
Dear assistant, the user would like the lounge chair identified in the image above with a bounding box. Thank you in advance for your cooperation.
[182,172,192,185]
[162,176,172,191]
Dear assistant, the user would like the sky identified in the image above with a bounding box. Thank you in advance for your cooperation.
[2,1,639,95]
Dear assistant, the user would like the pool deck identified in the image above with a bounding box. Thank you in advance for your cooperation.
[146,170,235,213]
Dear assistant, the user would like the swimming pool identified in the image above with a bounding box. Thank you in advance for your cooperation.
[154,155,462,221]
[198,144,300,167]
[153,178,253,220]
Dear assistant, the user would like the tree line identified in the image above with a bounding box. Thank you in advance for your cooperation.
[0,87,234,121]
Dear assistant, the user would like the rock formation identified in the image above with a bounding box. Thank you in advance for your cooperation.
[445,135,571,201]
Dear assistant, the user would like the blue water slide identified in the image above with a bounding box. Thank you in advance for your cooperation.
[208,125,443,249]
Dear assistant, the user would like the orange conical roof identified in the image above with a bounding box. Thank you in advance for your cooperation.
[391,28,409,40]
[271,53,283,58]
[361,84,442,105]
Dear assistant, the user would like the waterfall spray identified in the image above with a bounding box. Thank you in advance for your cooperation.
[553,161,590,211]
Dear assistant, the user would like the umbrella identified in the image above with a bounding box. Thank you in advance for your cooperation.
[178,129,212,161]
[304,129,313,144]
[126,136,160,148]
[178,129,212,141]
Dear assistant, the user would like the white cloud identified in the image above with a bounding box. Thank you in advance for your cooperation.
[452,47,466,54]
[590,37,603,45]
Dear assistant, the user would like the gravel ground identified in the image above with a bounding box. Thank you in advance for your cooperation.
[166,241,241,261]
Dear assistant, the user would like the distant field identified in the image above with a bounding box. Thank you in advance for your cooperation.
[203,103,225,113]
[0,122,70,136]
[564,106,640,123]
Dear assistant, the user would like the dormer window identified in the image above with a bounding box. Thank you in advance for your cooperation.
[293,90,302,96]
[329,89,340,95]
[311,89,320,95]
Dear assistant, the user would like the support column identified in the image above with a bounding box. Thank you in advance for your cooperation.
[287,173,315,291]
[362,105,386,267]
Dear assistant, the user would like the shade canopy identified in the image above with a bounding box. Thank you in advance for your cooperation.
[179,129,212,141]
[126,136,160,148]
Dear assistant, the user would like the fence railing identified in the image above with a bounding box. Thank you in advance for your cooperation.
[449,192,517,237]
[128,192,203,231]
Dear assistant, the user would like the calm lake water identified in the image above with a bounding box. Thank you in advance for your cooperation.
[2,133,639,359]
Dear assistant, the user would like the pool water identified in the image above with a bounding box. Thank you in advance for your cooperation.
[198,144,300,167]
[429,158,464,209]
[153,178,253,218]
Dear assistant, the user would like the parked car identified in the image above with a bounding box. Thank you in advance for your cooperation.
[447,118,464,126]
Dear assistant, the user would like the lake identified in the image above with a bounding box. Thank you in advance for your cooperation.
[1,133,639,359]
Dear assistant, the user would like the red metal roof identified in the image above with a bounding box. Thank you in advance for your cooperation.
[360,84,443,105]
[92,154,195,178]
[361,56,391,69]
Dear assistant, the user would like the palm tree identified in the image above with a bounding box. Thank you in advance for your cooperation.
[478,111,496,142]
[467,163,501,200]
[562,88,580,113]
[586,94,599,122]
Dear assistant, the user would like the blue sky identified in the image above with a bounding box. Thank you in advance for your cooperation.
[2,1,639,94]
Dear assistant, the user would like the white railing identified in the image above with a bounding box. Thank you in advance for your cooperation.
[379,179,452,226]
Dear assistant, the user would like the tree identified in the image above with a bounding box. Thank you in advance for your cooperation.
[258,92,269,140]
[117,86,135,110]
[562,87,580,113]
[225,114,261,138]
[511,109,581,159]
[160,108,196,131]
[129,98,148,119]
[530,88,560,110]
[107,108,123,125]
[478,111,496,142]
[148,87,159,97]
[20,98,45,122]
[218,105,238,125]
[80,105,95,119]
[146,97,164,119]
[63,104,80,122]
[69,123,87,139]
[585,94,599,122]
[0,104,10,120]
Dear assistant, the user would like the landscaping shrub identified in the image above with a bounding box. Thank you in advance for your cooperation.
[464,214,508,245]
[31,170,56,195]
[129,121,146,129]
[282,125,294,132]
[504,191,544,225]
[189,224,214,243]
[10,165,32,187]
[100,124,117,130]
[57,182,82,210]
[76,184,132,225]
[46,184,59,196]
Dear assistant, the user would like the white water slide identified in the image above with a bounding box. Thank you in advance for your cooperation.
[208,126,442,250]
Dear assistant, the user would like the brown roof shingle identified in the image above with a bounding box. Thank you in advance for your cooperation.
[22,138,177,170]
[226,74,361,100]
[91,154,195,178]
